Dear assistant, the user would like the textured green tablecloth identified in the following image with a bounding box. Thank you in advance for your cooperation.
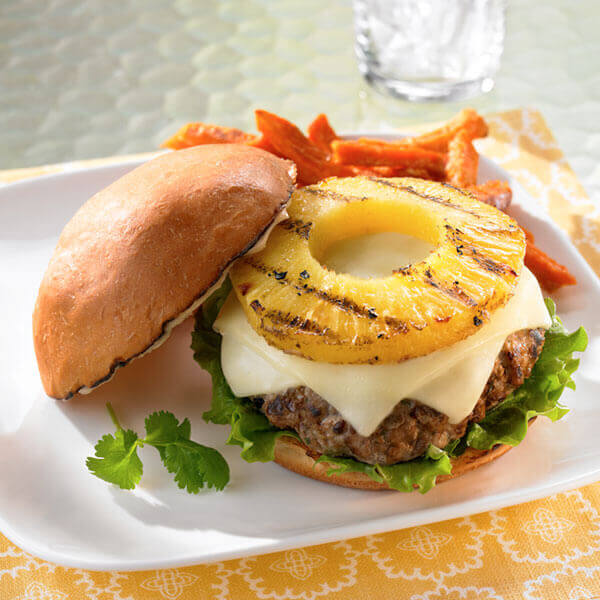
[1,0,598,203]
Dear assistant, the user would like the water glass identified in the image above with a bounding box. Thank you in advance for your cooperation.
[353,0,506,101]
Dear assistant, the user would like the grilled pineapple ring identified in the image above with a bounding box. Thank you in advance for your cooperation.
[230,177,525,364]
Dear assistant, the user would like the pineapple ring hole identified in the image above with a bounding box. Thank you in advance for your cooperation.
[309,200,439,280]
[321,233,435,279]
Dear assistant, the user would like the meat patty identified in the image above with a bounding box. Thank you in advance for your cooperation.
[252,328,545,465]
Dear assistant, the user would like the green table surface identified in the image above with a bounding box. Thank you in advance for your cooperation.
[1,0,598,202]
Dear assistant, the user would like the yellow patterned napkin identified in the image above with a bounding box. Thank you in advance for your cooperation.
[1,109,599,600]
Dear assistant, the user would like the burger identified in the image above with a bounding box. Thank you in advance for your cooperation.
[197,175,586,492]
[33,144,586,494]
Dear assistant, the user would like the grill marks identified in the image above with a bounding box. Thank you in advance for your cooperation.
[445,224,519,278]
[440,181,475,197]
[302,187,366,204]
[423,267,477,307]
[242,257,411,334]
[469,252,518,277]
[281,218,313,240]
[422,190,521,279]
[383,315,409,334]
[249,299,264,314]
[242,183,516,346]
[368,177,483,218]
[262,309,336,339]
[242,241,492,338]
[230,177,527,363]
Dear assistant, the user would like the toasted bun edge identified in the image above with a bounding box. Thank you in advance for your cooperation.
[272,426,529,491]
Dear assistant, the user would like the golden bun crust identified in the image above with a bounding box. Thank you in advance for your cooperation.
[33,145,296,399]
[273,432,520,491]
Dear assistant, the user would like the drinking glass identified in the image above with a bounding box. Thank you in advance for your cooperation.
[353,0,506,101]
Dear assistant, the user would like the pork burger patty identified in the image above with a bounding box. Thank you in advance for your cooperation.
[251,328,545,465]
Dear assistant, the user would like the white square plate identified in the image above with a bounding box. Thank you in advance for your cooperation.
[0,139,599,571]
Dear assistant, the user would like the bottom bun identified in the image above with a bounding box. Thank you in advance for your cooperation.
[272,423,534,491]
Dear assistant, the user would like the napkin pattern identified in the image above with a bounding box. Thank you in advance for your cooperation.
[1,109,599,599]
[479,109,600,275]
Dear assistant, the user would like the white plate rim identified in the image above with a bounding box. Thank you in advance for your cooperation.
[1,135,599,571]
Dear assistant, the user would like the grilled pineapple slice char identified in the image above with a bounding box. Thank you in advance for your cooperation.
[230,177,526,364]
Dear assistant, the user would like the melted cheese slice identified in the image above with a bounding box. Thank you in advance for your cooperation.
[214,233,551,437]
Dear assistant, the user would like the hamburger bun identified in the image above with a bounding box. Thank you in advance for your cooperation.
[33,144,296,399]
[272,430,528,491]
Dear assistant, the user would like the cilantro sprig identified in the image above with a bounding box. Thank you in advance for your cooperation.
[86,403,230,492]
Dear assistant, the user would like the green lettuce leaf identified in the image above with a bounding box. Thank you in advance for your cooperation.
[192,278,297,463]
[377,445,452,493]
[228,404,297,462]
[192,278,237,425]
[315,454,383,483]
[317,445,451,494]
[463,298,587,450]
[193,286,586,493]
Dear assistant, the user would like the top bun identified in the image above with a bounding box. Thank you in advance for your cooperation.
[33,144,296,399]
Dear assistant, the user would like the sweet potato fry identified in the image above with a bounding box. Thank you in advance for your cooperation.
[255,109,331,185]
[307,114,339,155]
[522,227,535,243]
[161,123,257,150]
[348,165,397,177]
[368,166,404,177]
[525,241,577,292]
[246,135,286,158]
[446,129,479,188]
[467,180,512,211]
[521,227,576,291]
[331,139,446,179]
[160,110,575,291]
[331,164,395,178]
[399,108,488,153]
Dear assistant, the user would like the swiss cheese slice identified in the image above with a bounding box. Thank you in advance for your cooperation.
[215,232,551,436]
[215,266,549,436]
